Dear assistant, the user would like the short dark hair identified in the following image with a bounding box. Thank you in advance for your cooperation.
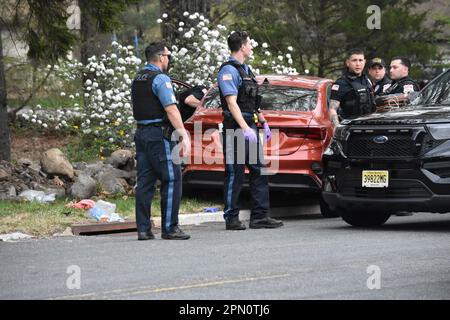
[227,31,249,52]
[346,48,365,60]
[145,42,166,62]
[391,56,411,69]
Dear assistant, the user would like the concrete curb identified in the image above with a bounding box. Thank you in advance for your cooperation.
[151,204,320,228]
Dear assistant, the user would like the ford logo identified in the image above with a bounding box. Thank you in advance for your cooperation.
[373,135,389,144]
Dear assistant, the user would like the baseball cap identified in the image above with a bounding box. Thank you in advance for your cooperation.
[368,57,386,68]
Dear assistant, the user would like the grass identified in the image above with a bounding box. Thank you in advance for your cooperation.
[0,193,223,237]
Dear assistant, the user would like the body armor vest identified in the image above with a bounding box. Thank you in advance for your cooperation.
[340,74,375,118]
[131,69,165,121]
[383,76,419,95]
[219,61,260,115]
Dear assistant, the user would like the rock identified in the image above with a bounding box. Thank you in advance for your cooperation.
[82,162,107,178]
[98,171,125,194]
[53,227,73,237]
[0,168,9,181]
[40,148,74,179]
[72,162,87,171]
[70,174,97,199]
[108,149,135,171]
[17,158,33,167]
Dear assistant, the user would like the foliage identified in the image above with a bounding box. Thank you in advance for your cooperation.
[234,0,444,78]
[20,11,296,155]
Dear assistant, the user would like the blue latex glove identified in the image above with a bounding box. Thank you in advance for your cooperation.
[263,122,271,141]
[243,127,257,143]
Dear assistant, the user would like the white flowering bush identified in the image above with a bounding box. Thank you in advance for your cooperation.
[21,12,298,158]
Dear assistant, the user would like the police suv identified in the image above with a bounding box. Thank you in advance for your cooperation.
[322,69,450,227]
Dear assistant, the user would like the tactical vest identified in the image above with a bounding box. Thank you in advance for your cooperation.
[131,69,165,121]
[383,77,419,95]
[340,74,375,118]
[219,61,260,115]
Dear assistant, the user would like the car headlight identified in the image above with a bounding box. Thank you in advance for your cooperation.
[334,124,350,141]
[427,124,450,140]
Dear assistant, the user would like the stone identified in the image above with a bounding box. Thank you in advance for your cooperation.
[70,174,97,199]
[98,171,125,194]
[40,148,74,179]
[108,149,135,171]
[0,168,9,181]
[17,158,33,167]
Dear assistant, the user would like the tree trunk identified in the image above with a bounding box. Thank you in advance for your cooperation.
[0,29,11,162]
[79,0,98,66]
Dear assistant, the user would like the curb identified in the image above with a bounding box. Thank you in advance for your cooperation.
[152,204,320,228]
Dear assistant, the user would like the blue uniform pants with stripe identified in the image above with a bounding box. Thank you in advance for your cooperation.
[222,124,269,222]
[134,126,182,233]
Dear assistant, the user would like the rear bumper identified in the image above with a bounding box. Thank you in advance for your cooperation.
[182,169,321,191]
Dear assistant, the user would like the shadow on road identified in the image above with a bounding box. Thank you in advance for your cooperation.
[323,215,450,233]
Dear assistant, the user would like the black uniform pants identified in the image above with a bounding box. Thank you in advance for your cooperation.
[222,123,269,222]
[134,126,182,233]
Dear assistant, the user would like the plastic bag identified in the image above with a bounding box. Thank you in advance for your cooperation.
[88,200,124,222]
[19,190,56,203]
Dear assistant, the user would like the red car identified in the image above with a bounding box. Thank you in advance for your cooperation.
[179,74,334,196]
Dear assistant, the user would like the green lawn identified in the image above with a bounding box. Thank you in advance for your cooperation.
[0,194,223,237]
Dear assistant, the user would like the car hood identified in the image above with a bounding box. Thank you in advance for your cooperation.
[342,104,450,125]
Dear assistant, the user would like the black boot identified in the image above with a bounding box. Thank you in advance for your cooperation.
[225,218,246,230]
[137,231,155,240]
[162,226,190,240]
[249,217,283,229]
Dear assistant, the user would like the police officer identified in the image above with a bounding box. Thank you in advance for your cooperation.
[162,85,207,140]
[367,57,392,96]
[218,31,283,230]
[131,42,191,240]
[384,57,420,95]
[329,49,375,127]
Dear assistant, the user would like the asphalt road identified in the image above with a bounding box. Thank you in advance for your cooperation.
[1,211,449,300]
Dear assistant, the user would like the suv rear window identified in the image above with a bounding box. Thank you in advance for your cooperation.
[204,85,317,112]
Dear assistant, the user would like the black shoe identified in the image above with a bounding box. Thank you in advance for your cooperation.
[161,226,190,240]
[249,217,283,229]
[225,219,246,230]
[137,231,155,241]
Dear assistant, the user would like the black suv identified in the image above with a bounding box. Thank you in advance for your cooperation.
[322,69,450,227]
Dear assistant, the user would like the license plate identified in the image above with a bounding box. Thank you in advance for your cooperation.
[362,170,389,188]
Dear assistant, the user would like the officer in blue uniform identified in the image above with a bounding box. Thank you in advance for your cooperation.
[131,42,191,240]
[329,48,375,126]
[367,58,392,96]
[218,31,283,230]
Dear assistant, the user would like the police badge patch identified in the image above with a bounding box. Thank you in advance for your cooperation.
[332,84,339,91]
[403,84,414,94]
[383,84,391,92]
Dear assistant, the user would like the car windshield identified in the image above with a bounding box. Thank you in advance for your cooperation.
[203,85,317,112]
[411,70,450,106]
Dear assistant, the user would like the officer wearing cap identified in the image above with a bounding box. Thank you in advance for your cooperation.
[329,48,375,127]
[367,58,392,96]
[383,56,420,95]
[131,42,191,241]
[217,31,283,231]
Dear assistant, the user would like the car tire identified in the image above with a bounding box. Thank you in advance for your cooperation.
[341,210,391,227]
[319,195,340,218]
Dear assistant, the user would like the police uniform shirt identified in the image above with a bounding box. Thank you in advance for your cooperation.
[373,75,392,96]
[385,76,420,95]
[144,63,177,108]
[218,57,250,98]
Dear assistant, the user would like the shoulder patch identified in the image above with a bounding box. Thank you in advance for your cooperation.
[403,84,414,94]
[383,84,391,92]
[165,82,173,89]
[331,84,339,91]
[222,73,233,81]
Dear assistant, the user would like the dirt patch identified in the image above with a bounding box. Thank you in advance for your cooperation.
[11,131,73,162]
